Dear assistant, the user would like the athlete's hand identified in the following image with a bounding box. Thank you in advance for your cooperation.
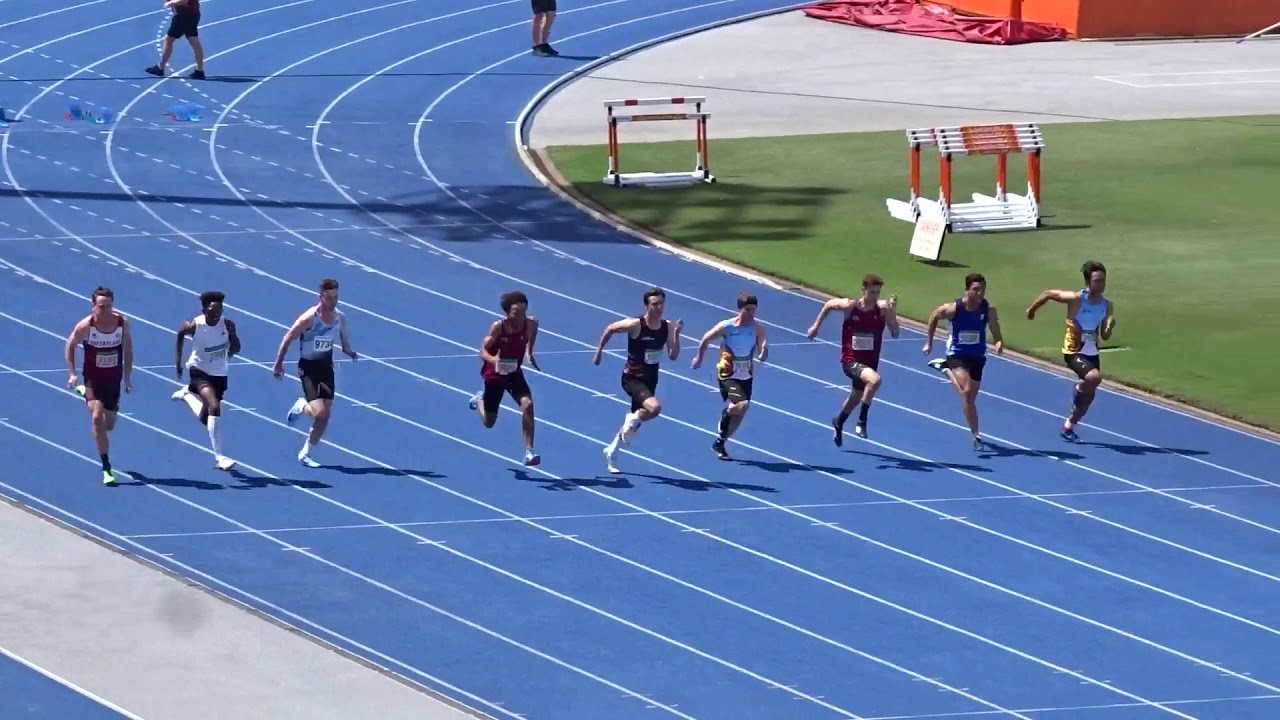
[124,378,134,394]
[345,350,359,362]
[690,357,702,370]
[66,372,78,389]
[527,355,540,372]
[993,341,1004,355]
[887,294,898,310]
[805,324,818,340]
[673,319,684,334]
[1025,306,1037,320]
[272,360,284,379]
[591,350,602,365]
[921,341,933,355]
[176,365,184,379]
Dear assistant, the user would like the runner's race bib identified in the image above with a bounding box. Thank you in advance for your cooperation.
[958,331,980,344]
[312,337,333,353]
[644,349,662,364]
[732,359,752,375]
[496,359,519,375]
[95,353,118,368]
[852,333,875,351]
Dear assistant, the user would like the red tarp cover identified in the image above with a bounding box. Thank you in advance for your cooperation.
[803,0,1069,45]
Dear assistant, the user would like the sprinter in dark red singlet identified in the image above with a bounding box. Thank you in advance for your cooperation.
[65,287,135,486]
[146,0,206,80]
[470,291,542,466]
[806,273,900,445]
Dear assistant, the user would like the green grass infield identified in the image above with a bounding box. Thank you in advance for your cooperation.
[543,114,1280,431]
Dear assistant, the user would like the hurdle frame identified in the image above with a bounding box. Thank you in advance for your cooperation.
[603,96,715,187]
[1237,19,1280,43]
[886,122,1045,233]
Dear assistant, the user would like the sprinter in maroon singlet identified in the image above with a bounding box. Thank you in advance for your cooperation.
[146,0,206,80]
[470,291,542,466]
[65,287,134,485]
[806,273,900,444]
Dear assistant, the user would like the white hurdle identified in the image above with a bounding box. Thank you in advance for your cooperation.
[885,122,1045,233]
[1237,19,1280,43]
[603,96,715,187]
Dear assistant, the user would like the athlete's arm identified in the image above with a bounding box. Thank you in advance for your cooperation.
[479,321,503,365]
[273,308,314,375]
[879,297,901,339]
[1101,300,1116,340]
[225,319,242,358]
[666,319,683,360]
[174,319,195,376]
[592,317,639,365]
[755,323,769,363]
[1025,289,1078,320]
[986,305,1005,354]
[691,323,725,369]
[338,314,357,361]
[525,316,540,371]
[64,318,90,386]
[922,303,954,354]
[120,316,135,391]
[807,298,852,340]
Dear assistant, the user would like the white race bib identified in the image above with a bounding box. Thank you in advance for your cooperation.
[958,331,980,345]
[732,359,752,375]
[644,349,662,364]
[210,347,227,360]
[496,359,519,375]
[852,333,875,351]
[95,353,118,368]
[312,337,333,353]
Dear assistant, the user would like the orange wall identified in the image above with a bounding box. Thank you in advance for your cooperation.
[947,0,1280,38]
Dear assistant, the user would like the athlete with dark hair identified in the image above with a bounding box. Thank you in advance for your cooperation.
[66,287,134,485]
[692,292,768,460]
[471,291,542,466]
[173,290,240,470]
[594,287,682,473]
[807,273,900,444]
[924,273,1004,450]
[1026,260,1115,441]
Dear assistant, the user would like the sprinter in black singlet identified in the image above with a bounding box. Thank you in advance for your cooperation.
[592,288,682,473]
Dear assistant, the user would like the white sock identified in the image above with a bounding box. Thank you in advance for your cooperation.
[605,432,621,454]
[300,437,313,456]
[208,415,223,456]
[183,391,203,417]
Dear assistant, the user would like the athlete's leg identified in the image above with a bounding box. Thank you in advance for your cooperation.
[834,364,880,444]
[83,382,118,484]
[512,376,540,466]
[1063,356,1102,440]
[944,359,983,443]
[478,382,503,428]
[198,381,233,469]
[713,380,752,459]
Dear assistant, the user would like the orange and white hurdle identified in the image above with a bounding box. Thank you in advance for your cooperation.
[886,122,1045,233]
[603,96,715,187]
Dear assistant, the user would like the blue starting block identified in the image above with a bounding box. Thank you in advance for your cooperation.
[65,101,114,124]
[169,102,202,122]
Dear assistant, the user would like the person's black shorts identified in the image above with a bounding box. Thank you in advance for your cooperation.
[298,357,335,402]
[718,377,753,404]
[532,0,557,14]
[483,372,532,416]
[84,379,121,413]
[621,369,658,412]
[944,354,986,383]
[188,367,227,400]
[1063,353,1100,380]
[167,12,200,39]
[842,361,877,391]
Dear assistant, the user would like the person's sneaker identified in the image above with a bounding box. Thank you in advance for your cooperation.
[144,65,164,77]
[189,69,205,80]
[532,44,551,56]
[542,43,560,56]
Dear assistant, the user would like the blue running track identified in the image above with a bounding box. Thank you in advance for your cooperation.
[2,1,1279,718]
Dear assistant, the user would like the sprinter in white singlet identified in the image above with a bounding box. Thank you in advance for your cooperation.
[691,292,769,460]
[273,278,358,467]
[173,291,240,470]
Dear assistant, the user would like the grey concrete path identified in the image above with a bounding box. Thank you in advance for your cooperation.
[530,10,1280,147]
[0,498,482,720]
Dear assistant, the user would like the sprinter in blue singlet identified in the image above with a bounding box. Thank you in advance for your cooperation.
[923,273,1005,450]
[692,292,769,460]
[1025,260,1115,441]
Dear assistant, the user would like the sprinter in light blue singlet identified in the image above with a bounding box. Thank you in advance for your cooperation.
[1026,260,1115,441]
[692,292,769,461]
[924,273,1005,450]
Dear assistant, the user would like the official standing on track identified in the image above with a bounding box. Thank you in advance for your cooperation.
[1025,260,1115,441]
[173,291,240,471]
[692,292,768,461]
[593,287,682,474]
[923,273,1004,451]
[470,291,542,467]
[806,274,900,444]
[66,287,134,486]
[531,0,559,56]
[146,0,206,80]
[273,278,358,468]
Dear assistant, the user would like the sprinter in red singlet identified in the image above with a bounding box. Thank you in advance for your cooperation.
[470,291,542,466]
[806,273,900,445]
[145,0,206,80]
[65,287,135,485]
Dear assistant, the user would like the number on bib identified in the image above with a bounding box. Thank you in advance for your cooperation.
[312,337,333,353]
[958,331,980,345]
[644,349,662,364]
[496,359,519,375]
[732,359,752,375]
[852,333,875,351]
[95,353,118,368]
[1082,331,1097,343]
